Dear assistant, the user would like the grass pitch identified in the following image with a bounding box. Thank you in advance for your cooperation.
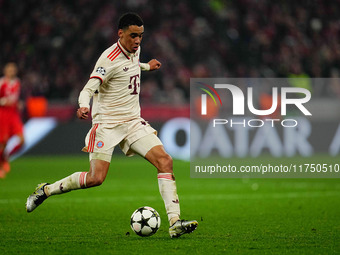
[0,155,339,254]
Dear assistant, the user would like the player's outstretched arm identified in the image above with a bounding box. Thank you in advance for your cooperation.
[148,59,161,71]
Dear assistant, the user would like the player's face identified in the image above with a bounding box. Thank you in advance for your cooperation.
[118,25,144,53]
[4,63,18,79]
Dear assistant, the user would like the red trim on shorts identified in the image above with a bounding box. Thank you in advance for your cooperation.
[87,124,99,152]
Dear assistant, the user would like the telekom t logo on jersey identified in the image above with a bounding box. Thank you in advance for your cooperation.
[200,84,312,116]
[129,74,140,95]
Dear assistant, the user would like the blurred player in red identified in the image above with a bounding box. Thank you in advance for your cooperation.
[0,62,25,178]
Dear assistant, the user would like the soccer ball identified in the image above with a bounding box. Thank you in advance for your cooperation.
[130,206,161,237]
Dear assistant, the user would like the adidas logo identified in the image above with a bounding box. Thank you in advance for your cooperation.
[172,199,179,204]
[123,67,129,72]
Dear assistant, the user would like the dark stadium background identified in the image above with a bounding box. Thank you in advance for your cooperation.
[2,0,340,103]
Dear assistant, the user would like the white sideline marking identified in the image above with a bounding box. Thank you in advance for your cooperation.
[1,190,340,204]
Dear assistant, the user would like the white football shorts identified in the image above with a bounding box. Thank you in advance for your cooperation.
[82,118,163,162]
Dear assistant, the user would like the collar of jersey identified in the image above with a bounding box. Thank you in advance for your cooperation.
[117,40,137,60]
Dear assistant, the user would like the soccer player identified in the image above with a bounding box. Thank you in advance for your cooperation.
[0,62,25,178]
[26,13,198,238]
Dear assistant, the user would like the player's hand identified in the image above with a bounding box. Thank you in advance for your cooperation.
[148,59,161,71]
[77,107,89,120]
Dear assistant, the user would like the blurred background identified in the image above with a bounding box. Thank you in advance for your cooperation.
[1,0,340,158]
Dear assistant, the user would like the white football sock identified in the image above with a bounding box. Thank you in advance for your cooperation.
[45,172,87,197]
[157,173,180,225]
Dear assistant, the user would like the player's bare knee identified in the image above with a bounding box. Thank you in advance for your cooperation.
[86,170,106,187]
[87,159,109,187]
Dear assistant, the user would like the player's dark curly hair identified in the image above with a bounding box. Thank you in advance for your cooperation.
[118,12,144,30]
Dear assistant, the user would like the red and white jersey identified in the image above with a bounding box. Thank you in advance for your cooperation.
[79,40,150,124]
[0,77,21,109]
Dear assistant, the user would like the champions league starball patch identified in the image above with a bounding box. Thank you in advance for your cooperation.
[96,67,106,76]
[96,141,104,148]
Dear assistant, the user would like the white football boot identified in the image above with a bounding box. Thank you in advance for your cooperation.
[26,183,49,213]
[169,219,198,238]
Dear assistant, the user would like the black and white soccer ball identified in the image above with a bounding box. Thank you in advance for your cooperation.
[130,206,161,237]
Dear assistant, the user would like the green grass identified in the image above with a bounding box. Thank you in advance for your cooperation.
[0,155,339,254]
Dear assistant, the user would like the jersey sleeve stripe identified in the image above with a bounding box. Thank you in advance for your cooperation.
[108,47,121,61]
[90,76,103,84]
[109,51,121,61]
[107,46,119,59]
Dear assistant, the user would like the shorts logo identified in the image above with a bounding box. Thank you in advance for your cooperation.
[96,67,106,76]
[96,141,104,148]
